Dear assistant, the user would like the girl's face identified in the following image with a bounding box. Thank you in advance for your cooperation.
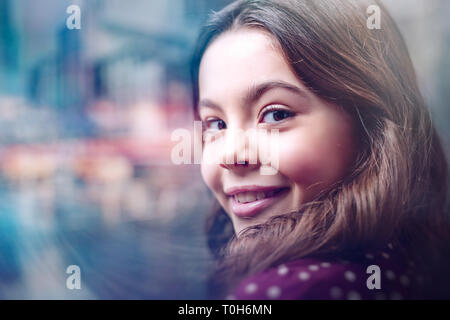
[198,29,358,234]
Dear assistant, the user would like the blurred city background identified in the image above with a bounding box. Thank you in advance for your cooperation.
[0,0,449,299]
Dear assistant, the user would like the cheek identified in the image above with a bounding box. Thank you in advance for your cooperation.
[200,144,224,194]
[201,161,229,212]
[277,121,356,189]
[278,141,326,186]
[200,162,216,191]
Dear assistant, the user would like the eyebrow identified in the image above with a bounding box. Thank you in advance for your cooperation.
[198,80,308,112]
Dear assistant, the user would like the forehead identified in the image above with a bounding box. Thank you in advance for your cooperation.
[198,28,303,102]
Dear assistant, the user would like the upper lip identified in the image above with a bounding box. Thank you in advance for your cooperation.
[224,185,288,196]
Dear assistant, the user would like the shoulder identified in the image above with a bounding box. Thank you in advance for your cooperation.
[227,244,425,300]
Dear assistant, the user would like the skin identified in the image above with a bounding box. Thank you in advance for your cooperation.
[198,28,358,234]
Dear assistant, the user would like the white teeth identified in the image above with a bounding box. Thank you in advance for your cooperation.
[233,191,272,203]
[231,188,287,204]
[245,193,257,202]
[235,193,245,203]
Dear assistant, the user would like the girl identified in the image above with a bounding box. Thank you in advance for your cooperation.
[190,0,450,299]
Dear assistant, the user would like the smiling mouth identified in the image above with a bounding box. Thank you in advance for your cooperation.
[228,187,289,218]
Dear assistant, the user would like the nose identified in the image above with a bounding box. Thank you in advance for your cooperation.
[218,128,259,171]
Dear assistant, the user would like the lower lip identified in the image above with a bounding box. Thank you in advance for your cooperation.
[230,188,288,218]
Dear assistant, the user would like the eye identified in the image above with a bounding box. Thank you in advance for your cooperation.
[260,105,295,123]
[203,118,227,131]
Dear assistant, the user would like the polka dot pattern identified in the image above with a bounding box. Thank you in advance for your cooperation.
[298,271,310,281]
[277,264,289,276]
[229,244,425,300]
[330,286,343,299]
[347,290,361,300]
[365,253,374,260]
[344,271,356,282]
[385,270,396,280]
[399,275,410,287]
[308,264,319,271]
[267,286,281,299]
[244,283,258,294]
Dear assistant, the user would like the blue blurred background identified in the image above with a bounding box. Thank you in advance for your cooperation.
[0,0,449,299]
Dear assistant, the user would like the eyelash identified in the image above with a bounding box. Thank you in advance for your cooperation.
[259,105,295,124]
[202,105,295,131]
[202,118,226,131]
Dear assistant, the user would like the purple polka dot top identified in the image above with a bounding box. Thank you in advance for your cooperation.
[227,243,427,300]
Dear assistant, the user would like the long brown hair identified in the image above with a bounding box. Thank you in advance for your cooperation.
[190,0,450,298]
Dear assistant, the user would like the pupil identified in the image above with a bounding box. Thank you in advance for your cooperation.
[274,111,285,121]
